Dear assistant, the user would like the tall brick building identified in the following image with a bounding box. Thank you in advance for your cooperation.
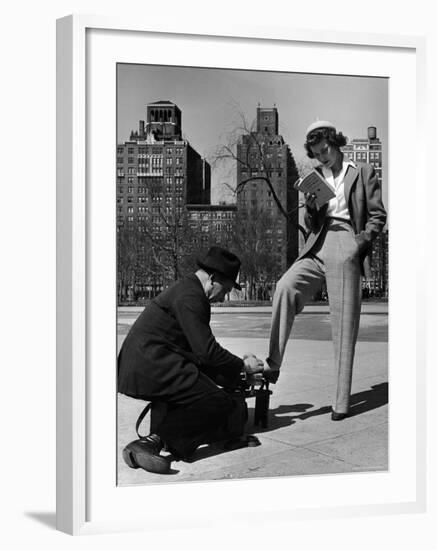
[364,230,389,297]
[342,126,382,183]
[117,100,210,233]
[342,126,388,296]
[186,204,237,250]
[236,106,300,277]
[116,101,211,299]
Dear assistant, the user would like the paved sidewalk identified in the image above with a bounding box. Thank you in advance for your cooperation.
[117,307,388,485]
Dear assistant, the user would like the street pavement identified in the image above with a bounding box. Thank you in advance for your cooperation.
[117,302,388,486]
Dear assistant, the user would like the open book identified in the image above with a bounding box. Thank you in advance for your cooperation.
[294,169,335,208]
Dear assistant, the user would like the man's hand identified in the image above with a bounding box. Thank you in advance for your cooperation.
[243,354,264,375]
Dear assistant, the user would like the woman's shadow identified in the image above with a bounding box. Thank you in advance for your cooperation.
[184,382,388,462]
[253,381,388,433]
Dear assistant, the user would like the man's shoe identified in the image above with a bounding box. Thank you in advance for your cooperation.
[223,434,261,451]
[331,410,348,421]
[122,434,171,474]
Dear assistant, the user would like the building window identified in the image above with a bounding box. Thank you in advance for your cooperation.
[166,157,173,165]
[128,148,134,154]
[151,157,162,173]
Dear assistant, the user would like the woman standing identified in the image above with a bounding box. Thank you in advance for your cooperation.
[266,120,387,419]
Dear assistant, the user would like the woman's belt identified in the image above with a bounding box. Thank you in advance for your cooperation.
[326,216,352,226]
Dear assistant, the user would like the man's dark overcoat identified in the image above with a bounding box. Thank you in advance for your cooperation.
[118,274,244,401]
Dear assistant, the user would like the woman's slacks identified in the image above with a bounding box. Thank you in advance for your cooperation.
[268,219,362,413]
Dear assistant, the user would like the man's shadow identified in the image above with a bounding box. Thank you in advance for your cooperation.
[188,382,388,462]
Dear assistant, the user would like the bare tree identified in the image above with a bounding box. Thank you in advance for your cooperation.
[142,207,199,285]
[228,208,283,300]
[117,226,156,302]
[212,110,308,242]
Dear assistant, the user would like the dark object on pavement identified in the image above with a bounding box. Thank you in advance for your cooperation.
[254,387,272,428]
[237,375,272,429]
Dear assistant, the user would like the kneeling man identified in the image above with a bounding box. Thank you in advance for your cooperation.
[118,246,265,474]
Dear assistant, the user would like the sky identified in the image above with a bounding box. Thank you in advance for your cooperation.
[117,64,388,208]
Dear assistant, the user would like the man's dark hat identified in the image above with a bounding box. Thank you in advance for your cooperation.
[197,246,242,290]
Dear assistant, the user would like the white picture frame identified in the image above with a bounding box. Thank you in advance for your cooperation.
[56,14,427,535]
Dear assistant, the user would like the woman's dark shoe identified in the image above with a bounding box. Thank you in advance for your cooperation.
[331,410,348,421]
[263,368,280,384]
[122,434,171,474]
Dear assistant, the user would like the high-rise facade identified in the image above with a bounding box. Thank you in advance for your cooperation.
[342,126,382,183]
[365,230,389,297]
[236,106,300,275]
[342,126,388,296]
[116,101,211,300]
[186,204,237,249]
[117,100,210,234]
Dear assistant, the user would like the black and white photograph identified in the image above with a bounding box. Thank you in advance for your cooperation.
[116,63,389,485]
[2,0,435,544]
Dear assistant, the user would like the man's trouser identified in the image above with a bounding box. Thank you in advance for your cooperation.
[268,218,362,413]
[153,371,247,460]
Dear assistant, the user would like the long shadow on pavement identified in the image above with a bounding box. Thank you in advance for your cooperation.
[256,382,388,433]
[176,383,388,464]
[185,403,313,464]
